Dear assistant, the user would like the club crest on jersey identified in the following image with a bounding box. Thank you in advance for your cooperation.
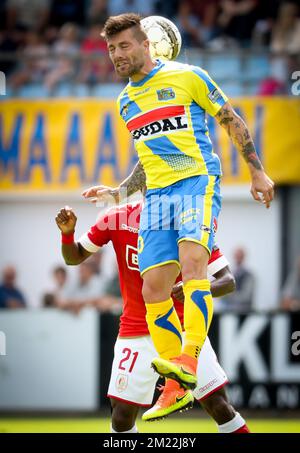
[157,87,175,101]
[132,115,188,141]
[116,374,128,392]
[121,103,129,118]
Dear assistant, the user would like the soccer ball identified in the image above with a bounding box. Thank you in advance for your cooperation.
[141,16,182,61]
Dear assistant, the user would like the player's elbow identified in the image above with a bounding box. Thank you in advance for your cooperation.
[63,256,82,266]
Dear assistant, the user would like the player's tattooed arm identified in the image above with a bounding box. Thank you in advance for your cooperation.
[216,102,263,171]
[215,101,275,208]
[82,161,146,203]
[118,160,146,198]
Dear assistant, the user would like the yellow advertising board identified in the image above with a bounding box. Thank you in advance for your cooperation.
[0,97,299,192]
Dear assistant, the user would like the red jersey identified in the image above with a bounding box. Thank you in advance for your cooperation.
[78,202,228,337]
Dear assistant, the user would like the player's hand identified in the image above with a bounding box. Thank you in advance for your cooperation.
[82,185,120,204]
[171,282,184,303]
[55,206,77,234]
[250,172,275,209]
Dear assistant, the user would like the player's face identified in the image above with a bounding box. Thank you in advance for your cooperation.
[107,28,148,78]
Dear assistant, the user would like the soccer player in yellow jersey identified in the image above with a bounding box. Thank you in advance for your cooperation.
[83,13,274,421]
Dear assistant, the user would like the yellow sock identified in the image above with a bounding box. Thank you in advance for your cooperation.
[146,298,182,360]
[182,279,213,360]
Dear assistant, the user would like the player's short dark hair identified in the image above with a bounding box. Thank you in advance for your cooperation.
[102,13,147,42]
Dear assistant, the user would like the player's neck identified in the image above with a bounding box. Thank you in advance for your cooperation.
[130,59,157,83]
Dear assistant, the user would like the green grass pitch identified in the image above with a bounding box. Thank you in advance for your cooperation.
[0,417,299,433]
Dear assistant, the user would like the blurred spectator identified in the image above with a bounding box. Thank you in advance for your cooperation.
[175,1,203,47]
[270,1,300,55]
[218,0,259,46]
[0,265,26,309]
[6,0,50,33]
[78,23,112,84]
[252,0,283,47]
[42,266,68,307]
[184,0,220,43]
[223,248,254,312]
[49,0,86,27]
[105,271,121,298]
[93,263,122,314]
[155,0,180,19]
[258,54,287,95]
[9,30,49,90]
[85,250,104,276]
[56,261,105,315]
[107,0,156,17]
[44,23,79,91]
[86,0,108,26]
[281,257,300,311]
[0,30,19,76]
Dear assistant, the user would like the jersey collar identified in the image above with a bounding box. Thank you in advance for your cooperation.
[130,60,164,87]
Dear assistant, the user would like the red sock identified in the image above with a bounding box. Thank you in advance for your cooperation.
[234,424,250,433]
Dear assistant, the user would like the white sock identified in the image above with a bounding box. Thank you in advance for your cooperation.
[218,412,246,433]
[110,424,138,433]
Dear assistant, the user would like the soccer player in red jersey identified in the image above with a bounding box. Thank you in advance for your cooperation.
[56,201,250,433]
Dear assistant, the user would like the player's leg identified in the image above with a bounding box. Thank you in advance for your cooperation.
[151,176,220,388]
[107,336,159,431]
[150,242,210,390]
[142,263,183,360]
[193,337,250,433]
[138,197,183,362]
[141,264,194,421]
[179,240,212,360]
[179,176,219,365]
[200,387,250,433]
[110,399,139,433]
[138,225,195,420]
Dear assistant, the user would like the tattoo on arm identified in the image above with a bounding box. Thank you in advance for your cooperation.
[119,161,146,197]
[241,142,263,170]
[216,104,263,171]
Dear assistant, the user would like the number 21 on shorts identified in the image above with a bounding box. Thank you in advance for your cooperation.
[118,348,139,373]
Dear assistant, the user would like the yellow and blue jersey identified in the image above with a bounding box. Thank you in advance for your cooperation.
[117,59,228,189]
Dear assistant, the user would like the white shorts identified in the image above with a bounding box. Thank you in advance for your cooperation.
[107,335,228,407]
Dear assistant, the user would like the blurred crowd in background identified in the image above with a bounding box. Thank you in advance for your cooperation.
[0,0,300,96]
[1,249,300,313]
[1,1,299,314]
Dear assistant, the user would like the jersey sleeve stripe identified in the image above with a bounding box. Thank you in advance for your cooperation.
[127,105,185,131]
[78,233,101,253]
[207,255,229,278]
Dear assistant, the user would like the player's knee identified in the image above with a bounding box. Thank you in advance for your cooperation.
[180,256,207,281]
[142,279,169,303]
[201,392,235,424]
[111,403,137,432]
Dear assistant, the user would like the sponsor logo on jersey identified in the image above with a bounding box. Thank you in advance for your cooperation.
[200,224,212,234]
[207,88,222,104]
[132,115,188,141]
[126,245,139,271]
[157,87,175,101]
[121,223,139,234]
[133,87,150,97]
